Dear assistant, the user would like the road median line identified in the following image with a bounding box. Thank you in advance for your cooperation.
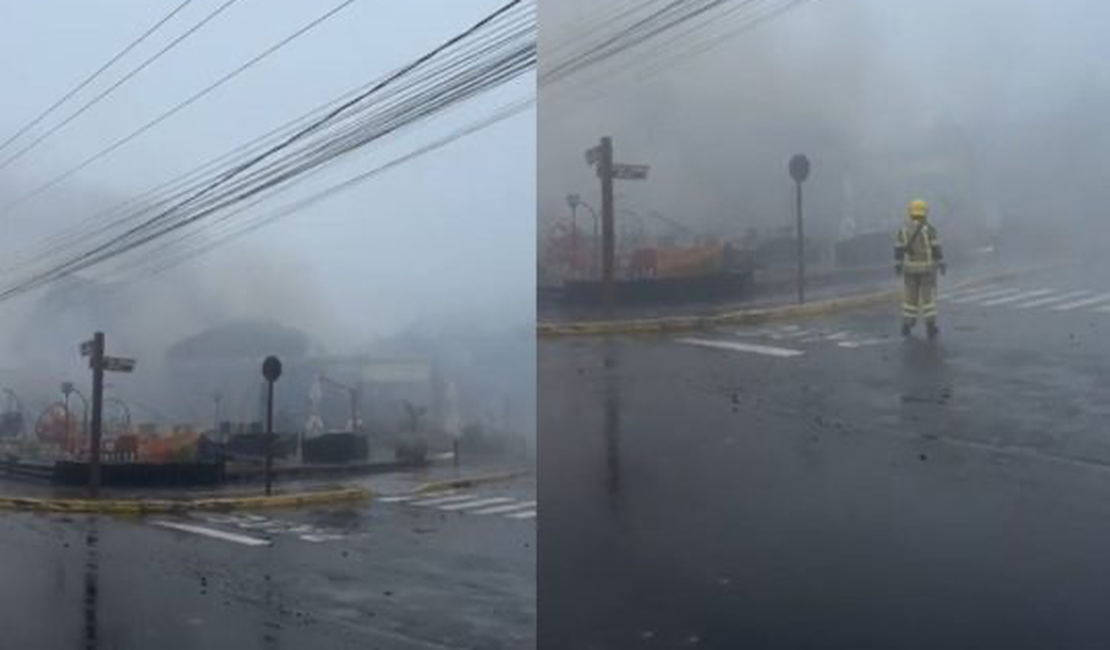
[538,268,1037,337]
[0,487,371,514]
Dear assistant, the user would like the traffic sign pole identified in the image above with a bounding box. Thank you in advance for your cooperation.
[262,356,283,497]
[599,137,615,312]
[796,180,805,304]
[789,154,811,305]
[89,332,105,497]
[586,136,650,313]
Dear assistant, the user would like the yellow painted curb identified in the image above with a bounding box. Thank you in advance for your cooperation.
[538,269,1026,338]
[0,487,371,515]
[413,469,531,495]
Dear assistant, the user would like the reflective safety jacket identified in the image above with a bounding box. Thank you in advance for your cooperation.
[895,220,943,274]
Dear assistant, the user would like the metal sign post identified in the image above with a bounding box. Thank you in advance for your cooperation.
[81,333,135,497]
[585,137,650,312]
[789,154,811,304]
[261,356,283,496]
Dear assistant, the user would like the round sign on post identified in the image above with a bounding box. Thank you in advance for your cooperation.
[789,154,810,183]
[262,356,283,382]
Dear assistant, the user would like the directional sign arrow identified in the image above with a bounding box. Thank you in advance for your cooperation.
[102,356,136,373]
[611,163,649,180]
[585,145,602,167]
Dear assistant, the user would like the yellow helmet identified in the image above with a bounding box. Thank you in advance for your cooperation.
[908,199,929,220]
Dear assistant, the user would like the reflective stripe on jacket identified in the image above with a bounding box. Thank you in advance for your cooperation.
[895,221,942,273]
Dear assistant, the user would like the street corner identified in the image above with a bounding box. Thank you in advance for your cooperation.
[411,468,534,495]
[363,468,537,523]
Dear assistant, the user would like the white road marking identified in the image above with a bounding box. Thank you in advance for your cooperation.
[376,495,419,503]
[951,287,1022,304]
[942,286,1008,302]
[507,510,536,520]
[1050,292,1110,311]
[438,497,515,511]
[725,328,773,338]
[473,500,537,515]
[823,331,851,341]
[677,338,804,358]
[410,493,475,507]
[299,533,345,543]
[153,520,271,547]
[1096,304,1110,313]
[775,329,813,339]
[1014,290,1090,309]
[235,519,285,531]
[978,289,1053,306]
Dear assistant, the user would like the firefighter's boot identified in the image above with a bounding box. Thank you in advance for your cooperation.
[926,319,939,339]
[902,319,914,337]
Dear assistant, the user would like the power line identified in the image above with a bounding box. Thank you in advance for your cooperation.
[112,99,535,285]
[0,0,195,156]
[0,2,532,275]
[542,0,818,121]
[0,0,245,174]
[0,0,535,302]
[3,0,356,212]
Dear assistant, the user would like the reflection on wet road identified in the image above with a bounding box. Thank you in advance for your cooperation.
[540,266,1110,649]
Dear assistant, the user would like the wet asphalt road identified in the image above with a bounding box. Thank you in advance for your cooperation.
[540,264,1110,649]
[0,476,535,649]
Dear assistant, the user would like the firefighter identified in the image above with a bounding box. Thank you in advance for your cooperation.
[895,199,946,337]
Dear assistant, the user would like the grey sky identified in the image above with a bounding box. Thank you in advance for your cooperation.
[0,0,536,346]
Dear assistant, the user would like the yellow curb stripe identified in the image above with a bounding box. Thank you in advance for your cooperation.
[0,488,370,514]
[538,269,1037,338]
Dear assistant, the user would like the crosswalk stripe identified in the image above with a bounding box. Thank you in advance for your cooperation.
[677,338,804,358]
[473,500,537,515]
[411,493,475,507]
[438,497,515,511]
[1014,290,1090,309]
[942,285,1008,302]
[1050,292,1110,311]
[950,287,1021,304]
[507,510,536,520]
[978,289,1053,306]
[377,495,419,503]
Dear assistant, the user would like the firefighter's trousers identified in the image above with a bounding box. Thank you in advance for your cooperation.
[902,270,937,326]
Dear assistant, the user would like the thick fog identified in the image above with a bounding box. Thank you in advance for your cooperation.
[0,1,535,442]
[539,0,1110,260]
